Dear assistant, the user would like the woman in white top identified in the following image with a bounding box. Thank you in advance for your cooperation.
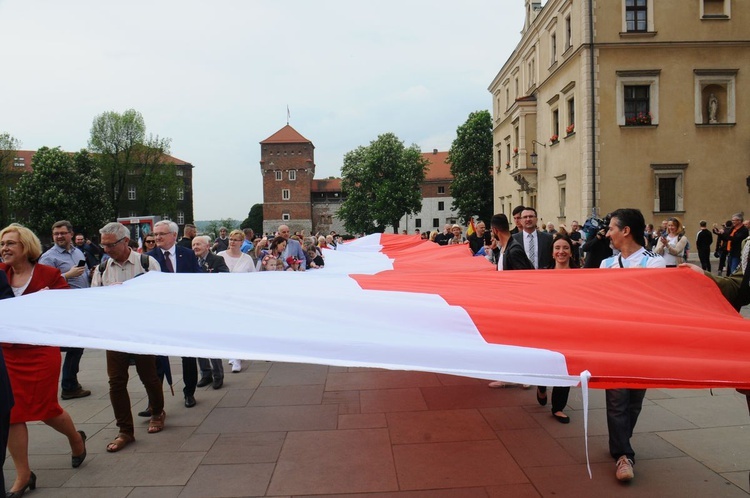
[217,230,256,372]
[654,217,688,267]
[218,230,257,273]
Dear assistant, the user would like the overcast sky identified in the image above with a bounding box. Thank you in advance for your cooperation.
[0,0,527,221]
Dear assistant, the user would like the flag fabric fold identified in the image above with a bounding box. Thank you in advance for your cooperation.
[0,233,748,389]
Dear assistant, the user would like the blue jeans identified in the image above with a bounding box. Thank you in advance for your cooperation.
[61,347,84,391]
[728,255,741,275]
[606,388,647,462]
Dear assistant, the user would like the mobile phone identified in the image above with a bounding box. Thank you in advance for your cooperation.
[76,260,86,267]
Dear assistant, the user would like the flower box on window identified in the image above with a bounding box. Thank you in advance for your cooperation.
[550,134,559,143]
[513,147,518,154]
[566,123,575,134]
[625,112,652,126]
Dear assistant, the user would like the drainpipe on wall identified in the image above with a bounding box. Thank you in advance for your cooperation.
[589,0,597,216]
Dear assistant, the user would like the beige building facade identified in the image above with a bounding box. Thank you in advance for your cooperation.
[490,0,749,232]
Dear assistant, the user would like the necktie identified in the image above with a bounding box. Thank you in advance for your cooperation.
[164,251,175,273]
[527,233,537,269]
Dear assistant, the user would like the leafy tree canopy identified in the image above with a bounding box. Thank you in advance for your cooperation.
[339,133,427,234]
[448,110,494,225]
[203,218,240,240]
[11,147,111,238]
[240,204,263,234]
[88,109,177,218]
[0,132,22,227]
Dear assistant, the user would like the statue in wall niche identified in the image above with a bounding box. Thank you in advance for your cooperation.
[708,93,719,124]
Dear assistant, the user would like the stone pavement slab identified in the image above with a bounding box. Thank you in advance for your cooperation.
[4,352,749,497]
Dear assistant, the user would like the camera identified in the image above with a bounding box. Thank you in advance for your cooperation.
[582,213,611,239]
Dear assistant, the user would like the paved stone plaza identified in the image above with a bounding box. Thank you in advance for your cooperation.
[3,347,749,497]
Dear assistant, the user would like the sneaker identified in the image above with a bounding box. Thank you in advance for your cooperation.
[615,455,634,481]
[488,381,507,388]
[61,387,91,400]
[231,360,242,373]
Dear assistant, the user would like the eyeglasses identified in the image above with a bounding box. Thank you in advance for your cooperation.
[102,237,126,249]
[52,231,70,237]
[153,232,172,237]
[0,241,19,248]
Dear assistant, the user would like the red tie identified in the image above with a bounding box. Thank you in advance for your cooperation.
[164,251,175,273]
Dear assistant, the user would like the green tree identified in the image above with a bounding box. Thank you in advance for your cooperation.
[339,133,427,234]
[11,147,111,237]
[88,109,179,219]
[204,218,240,240]
[448,110,494,224]
[240,204,263,234]
[0,132,21,227]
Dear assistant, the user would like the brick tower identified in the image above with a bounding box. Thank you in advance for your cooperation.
[260,125,315,235]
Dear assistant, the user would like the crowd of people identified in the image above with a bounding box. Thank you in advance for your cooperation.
[1,208,748,493]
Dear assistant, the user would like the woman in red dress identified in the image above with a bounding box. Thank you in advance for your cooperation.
[0,225,86,497]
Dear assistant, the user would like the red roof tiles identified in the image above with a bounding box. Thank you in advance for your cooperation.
[260,125,312,144]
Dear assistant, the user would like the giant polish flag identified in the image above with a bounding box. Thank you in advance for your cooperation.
[1,233,749,390]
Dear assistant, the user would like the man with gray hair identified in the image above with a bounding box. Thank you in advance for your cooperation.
[149,220,202,408]
[278,224,306,270]
[192,235,228,389]
[92,222,165,452]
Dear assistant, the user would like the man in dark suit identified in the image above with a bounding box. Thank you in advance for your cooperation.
[149,220,202,408]
[509,205,526,235]
[512,207,553,269]
[0,271,14,493]
[191,235,229,389]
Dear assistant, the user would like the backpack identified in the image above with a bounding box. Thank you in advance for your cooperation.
[98,253,150,275]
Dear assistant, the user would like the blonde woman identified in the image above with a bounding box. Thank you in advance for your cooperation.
[0,225,87,496]
[217,229,256,373]
[654,217,688,267]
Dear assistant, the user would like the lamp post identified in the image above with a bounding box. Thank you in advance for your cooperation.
[530,140,546,167]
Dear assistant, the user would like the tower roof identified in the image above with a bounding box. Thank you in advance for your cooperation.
[260,125,312,145]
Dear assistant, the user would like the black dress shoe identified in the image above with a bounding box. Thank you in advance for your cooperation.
[72,430,87,468]
[184,395,196,408]
[196,376,212,388]
[6,471,36,498]
[137,406,152,418]
[212,378,223,390]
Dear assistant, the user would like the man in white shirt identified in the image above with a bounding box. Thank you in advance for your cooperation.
[599,208,665,482]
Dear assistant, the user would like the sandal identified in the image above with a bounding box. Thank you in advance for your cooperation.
[106,433,135,452]
[148,410,166,434]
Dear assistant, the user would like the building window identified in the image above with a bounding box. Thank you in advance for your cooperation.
[616,71,660,126]
[275,171,282,181]
[282,213,290,221]
[552,108,560,138]
[161,187,167,200]
[282,189,290,200]
[438,201,445,211]
[514,77,519,98]
[288,170,297,181]
[128,186,136,200]
[622,0,654,33]
[129,211,137,217]
[701,0,730,19]
[13,157,24,168]
[505,88,510,109]
[433,218,440,228]
[177,188,184,201]
[437,186,445,194]
[176,169,184,176]
[567,97,575,132]
[694,69,737,124]
[550,33,557,65]
[162,214,170,221]
[565,15,572,49]
[651,164,686,213]
[177,212,185,225]
[624,85,651,125]
[625,0,647,31]
[415,219,422,228]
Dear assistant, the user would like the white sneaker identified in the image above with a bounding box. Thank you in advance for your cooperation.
[488,381,507,388]
[615,455,634,481]
[231,360,242,373]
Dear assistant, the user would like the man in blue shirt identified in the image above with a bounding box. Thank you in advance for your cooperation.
[39,220,91,400]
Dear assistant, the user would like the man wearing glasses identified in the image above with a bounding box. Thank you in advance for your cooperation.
[39,220,91,400]
[91,222,166,452]
[148,220,202,408]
